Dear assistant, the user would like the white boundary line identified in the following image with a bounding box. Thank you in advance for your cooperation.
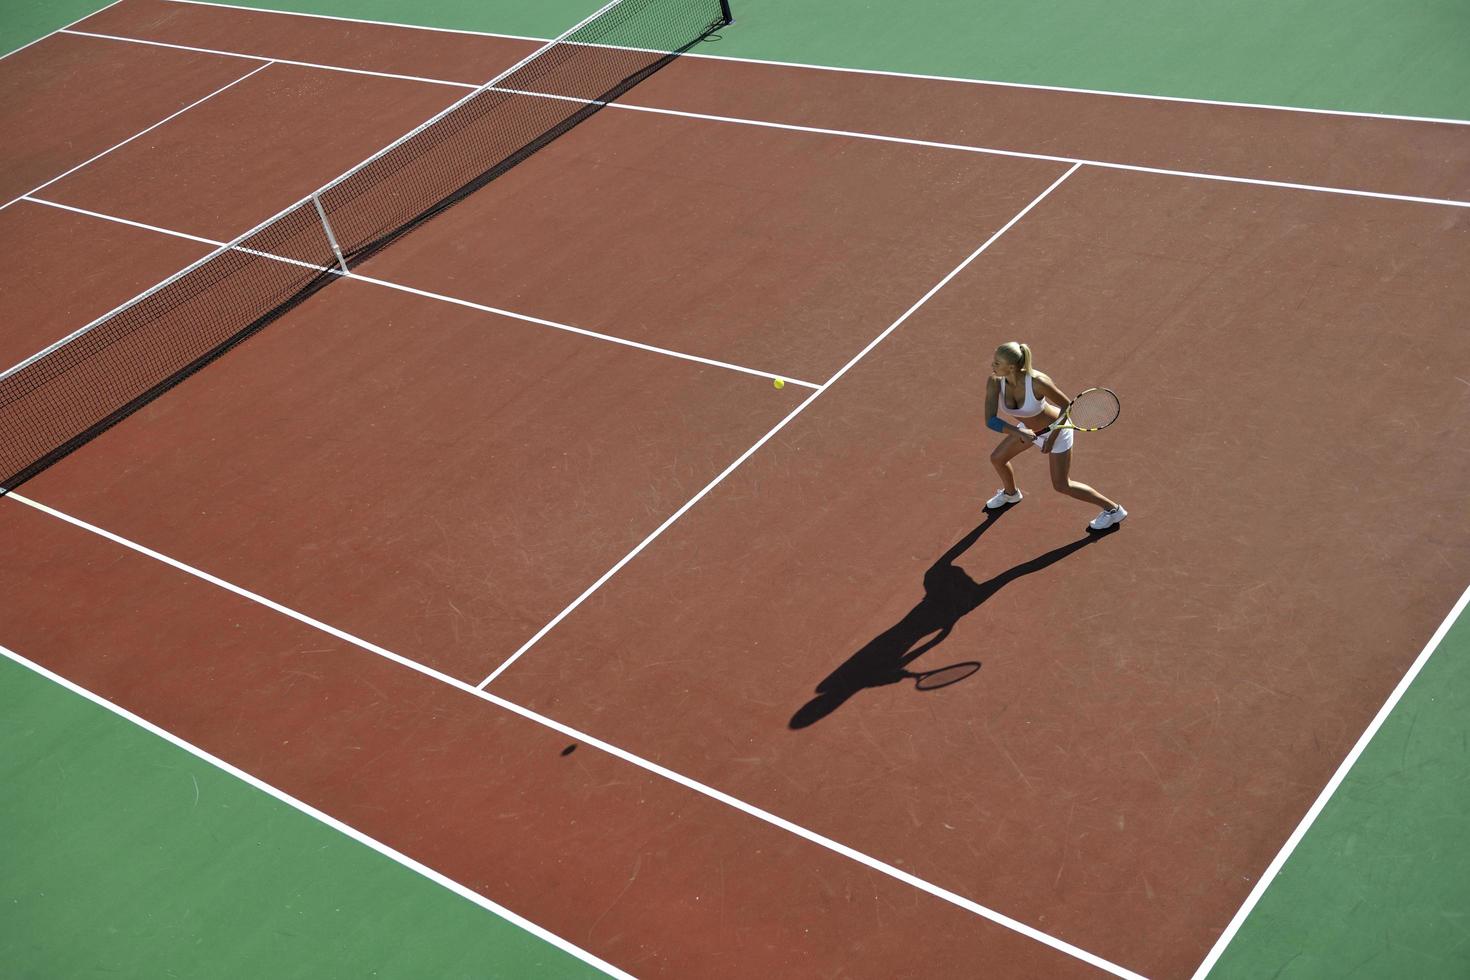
[56,27,1470,211]
[0,59,275,214]
[62,27,480,89]
[3,486,1141,980]
[0,641,633,980]
[0,196,303,383]
[24,196,221,244]
[12,5,1467,972]
[18,195,821,389]
[477,162,1082,688]
[0,0,126,62]
[168,0,520,40]
[1190,580,1470,979]
[490,86,1470,210]
[0,0,696,386]
[11,164,1470,977]
[164,0,1470,127]
[350,273,821,388]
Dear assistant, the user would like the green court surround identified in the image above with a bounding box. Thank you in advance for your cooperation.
[2,1,1466,977]
[0,653,601,978]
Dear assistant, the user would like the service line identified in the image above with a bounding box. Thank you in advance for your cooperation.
[0,59,275,214]
[18,195,818,390]
[61,26,1470,211]
[1,160,1153,979]
[478,162,1083,687]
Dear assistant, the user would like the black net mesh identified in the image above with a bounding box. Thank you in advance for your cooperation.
[0,0,729,494]
[321,0,731,264]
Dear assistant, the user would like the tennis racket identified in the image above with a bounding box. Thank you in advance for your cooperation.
[908,661,981,691]
[1045,387,1120,434]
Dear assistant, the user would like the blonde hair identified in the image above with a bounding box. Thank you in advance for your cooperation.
[995,341,1033,375]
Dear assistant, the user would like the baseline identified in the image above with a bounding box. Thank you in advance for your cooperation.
[70,0,1470,202]
[0,30,274,204]
[481,163,1470,977]
[165,0,1470,126]
[64,27,481,88]
[80,0,530,84]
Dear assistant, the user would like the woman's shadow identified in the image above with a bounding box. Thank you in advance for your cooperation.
[790,505,1113,729]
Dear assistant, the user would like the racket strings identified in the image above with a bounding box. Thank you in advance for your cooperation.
[1067,389,1120,428]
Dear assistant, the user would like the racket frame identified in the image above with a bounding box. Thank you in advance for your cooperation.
[1044,386,1120,434]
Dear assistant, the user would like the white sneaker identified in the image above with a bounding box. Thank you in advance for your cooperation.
[986,489,1023,509]
[1088,505,1127,530]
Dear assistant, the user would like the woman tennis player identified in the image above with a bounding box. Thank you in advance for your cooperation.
[984,342,1127,530]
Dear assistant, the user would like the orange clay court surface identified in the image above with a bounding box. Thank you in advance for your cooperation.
[3,1,1469,977]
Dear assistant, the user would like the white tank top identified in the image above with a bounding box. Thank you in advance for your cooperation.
[998,373,1050,418]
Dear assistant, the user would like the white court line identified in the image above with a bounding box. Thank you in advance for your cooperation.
[62,28,480,89]
[0,642,634,980]
[0,196,315,383]
[3,488,1141,980]
[350,274,821,389]
[477,162,1082,688]
[24,196,222,245]
[59,27,1470,211]
[165,0,1470,127]
[18,195,820,389]
[17,5,1467,973]
[1191,579,1470,979]
[169,0,520,40]
[0,59,275,214]
[0,0,126,62]
[0,0,633,385]
[601,103,1470,210]
[488,85,1470,210]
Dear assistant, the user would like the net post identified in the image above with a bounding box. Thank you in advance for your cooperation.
[311,193,350,275]
[719,0,733,24]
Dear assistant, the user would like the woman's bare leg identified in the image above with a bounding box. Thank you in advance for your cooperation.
[1048,448,1118,510]
[990,434,1030,494]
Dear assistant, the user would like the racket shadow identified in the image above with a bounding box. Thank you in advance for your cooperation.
[788,505,1112,730]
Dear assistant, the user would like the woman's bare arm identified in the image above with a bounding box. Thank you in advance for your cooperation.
[986,377,1031,438]
[985,376,1002,423]
[1031,371,1070,408]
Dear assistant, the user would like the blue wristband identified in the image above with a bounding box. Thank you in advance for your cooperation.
[986,416,1006,433]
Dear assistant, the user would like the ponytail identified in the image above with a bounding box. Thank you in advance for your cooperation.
[995,341,1034,376]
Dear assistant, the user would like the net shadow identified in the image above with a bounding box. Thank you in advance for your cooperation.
[0,0,730,494]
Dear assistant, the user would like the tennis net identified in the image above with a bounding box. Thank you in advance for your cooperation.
[0,0,731,494]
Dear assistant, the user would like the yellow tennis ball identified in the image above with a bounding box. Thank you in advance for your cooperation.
[773,378,785,389]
